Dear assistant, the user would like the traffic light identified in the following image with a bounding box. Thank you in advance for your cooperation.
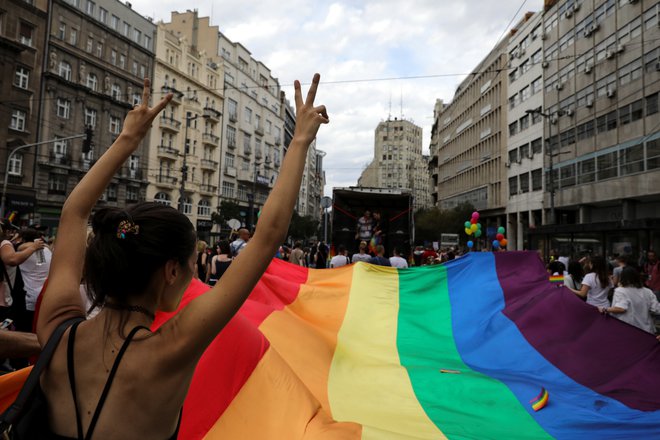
[82,126,94,154]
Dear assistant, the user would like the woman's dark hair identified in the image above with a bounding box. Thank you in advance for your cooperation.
[548,261,565,275]
[588,256,610,289]
[19,228,43,243]
[619,266,643,288]
[85,203,196,308]
[217,240,231,256]
[567,261,584,284]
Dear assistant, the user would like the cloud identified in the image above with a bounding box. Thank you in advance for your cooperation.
[136,0,539,196]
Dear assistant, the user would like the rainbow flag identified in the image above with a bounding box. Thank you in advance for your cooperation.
[549,274,564,285]
[2,252,660,438]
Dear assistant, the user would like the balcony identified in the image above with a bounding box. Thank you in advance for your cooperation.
[41,153,72,167]
[160,116,181,132]
[156,175,178,187]
[158,144,179,159]
[203,107,221,122]
[199,184,217,195]
[228,112,238,123]
[200,158,218,170]
[243,146,252,156]
[255,125,264,136]
[237,168,252,183]
[227,138,236,149]
[224,166,237,177]
[121,168,143,181]
[161,86,184,105]
[202,132,219,145]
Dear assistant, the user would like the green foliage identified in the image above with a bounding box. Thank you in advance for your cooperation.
[414,202,475,244]
[288,211,320,241]
[213,200,243,228]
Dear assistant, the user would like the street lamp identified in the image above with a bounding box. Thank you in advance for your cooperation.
[179,112,211,214]
[525,108,565,225]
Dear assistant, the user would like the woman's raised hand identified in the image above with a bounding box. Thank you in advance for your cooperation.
[293,73,329,144]
[121,78,173,142]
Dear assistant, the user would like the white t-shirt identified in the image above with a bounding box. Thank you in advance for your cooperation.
[611,286,660,334]
[351,253,371,263]
[19,247,52,311]
[389,256,409,269]
[330,255,350,268]
[582,272,612,308]
[0,240,17,287]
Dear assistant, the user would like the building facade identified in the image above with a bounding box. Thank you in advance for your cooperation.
[0,0,48,225]
[217,31,284,230]
[148,11,223,241]
[429,37,510,229]
[358,118,430,211]
[35,0,155,231]
[530,0,660,258]
[506,12,546,250]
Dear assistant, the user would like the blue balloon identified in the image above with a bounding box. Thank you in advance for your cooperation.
[467,241,474,248]
[492,240,500,248]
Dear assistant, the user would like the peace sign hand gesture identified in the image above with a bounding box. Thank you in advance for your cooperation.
[121,78,173,143]
[293,73,329,144]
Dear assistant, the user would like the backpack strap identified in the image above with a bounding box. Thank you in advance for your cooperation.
[0,316,84,431]
[68,325,150,440]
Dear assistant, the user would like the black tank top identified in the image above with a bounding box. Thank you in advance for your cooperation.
[48,321,181,440]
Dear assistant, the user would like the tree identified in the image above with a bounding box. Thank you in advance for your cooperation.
[415,203,475,245]
[212,200,243,229]
[288,212,320,242]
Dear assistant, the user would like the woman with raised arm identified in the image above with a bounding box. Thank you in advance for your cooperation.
[36,75,328,439]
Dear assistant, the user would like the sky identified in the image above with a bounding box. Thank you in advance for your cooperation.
[133,0,542,196]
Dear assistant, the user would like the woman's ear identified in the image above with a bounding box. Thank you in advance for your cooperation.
[164,259,179,285]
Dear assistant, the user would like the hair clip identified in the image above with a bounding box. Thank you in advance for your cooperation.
[117,220,139,239]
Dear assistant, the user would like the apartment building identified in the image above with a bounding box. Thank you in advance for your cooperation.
[429,37,510,229]
[358,118,430,211]
[217,32,284,230]
[35,0,155,231]
[506,12,546,250]
[530,0,660,257]
[0,0,48,225]
[148,11,223,242]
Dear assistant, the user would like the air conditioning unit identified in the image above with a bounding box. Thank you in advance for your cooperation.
[628,0,638,3]
[583,29,592,38]
[551,116,558,124]
[540,32,547,40]
[590,23,600,33]
[573,3,581,12]
[656,62,660,71]
[617,44,625,53]
[586,98,594,108]
[606,50,615,59]
[542,61,549,68]
[565,10,573,18]
[505,161,511,168]
[584,64,592,74]
[531,33,538,40]
[519,48,526,57]
[607,88,617,98]
[555,82,564,91]
[565,108,574,117]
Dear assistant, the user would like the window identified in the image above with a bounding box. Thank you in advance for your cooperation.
[198,199,211,217]
[111,15,119,30]
[266,120,272,134]
[123,22,130,37]
[109,116,121,134]
[111,49,117,65]
[10,110,26,131]
[133,28,141,43]
[531,77,542,95]
[14,67,29,89]
[57,99,71,119]
[222,182,235,198]
[225,99,237,120]
[597,152,618,180]
[106,184,117,201]
[111,84,121,100]
[225,152,235,168]
[255,114,261,129]
[48,174,67,195]
[508,176,518,196]
[243,134,251,154]
[139,64,145,79]
[531,138,542,154]
[619,58,642,86]
[647,93,659,116]
[84,107,97,127]
[508,149,518,164]
[8,153,22,176]
[86,0,95,16]
[154,192,171,206]
[237,185,247,201]
[520,59,531,75]
[143,35,151,50]
[531,49,542,65]
[99,7,107,23]
[520,86,531,103]
[578,159,596,184]
[53,137,68,157]
[529,169,541,191]
[244,107,252,123]
[86,37,93,52]
[520,172,530,193]
[520,114,530,131]
[178,198,192,215]
[647,139,660,170]
[86,73,97,91]
[19,22,33,46]
[559,164,576,188]
[58,22,66,40]
[59,61,72,80]
[509,121,518,136]
[119,54,125,69]
[509,94,519,109]
[520,143,530,160]
[620,143,643,175]
[69,28,78,46]
[132,61,138,75]
[630,99,644,122]
[126,186,138,203]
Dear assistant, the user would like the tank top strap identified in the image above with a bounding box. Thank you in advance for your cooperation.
[68,323,150,440]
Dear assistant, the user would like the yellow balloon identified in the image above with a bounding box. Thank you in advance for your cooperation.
[470,224,478,232]
[465,228,472,235]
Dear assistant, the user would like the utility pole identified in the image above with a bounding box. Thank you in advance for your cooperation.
[248,159,260,230]
[179,114,192,213]
[1,132,87,218]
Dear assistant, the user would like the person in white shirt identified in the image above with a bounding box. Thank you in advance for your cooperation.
[569,255,612,308]
[329,245,350,268]
[600,266,660,335]
[351,241,371,263]
[389,248,408,269]
[17,228,52,329]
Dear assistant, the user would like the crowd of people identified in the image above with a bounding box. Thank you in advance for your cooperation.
[547,250,660,338]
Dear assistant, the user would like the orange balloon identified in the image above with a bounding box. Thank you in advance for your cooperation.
[500,238,508,247]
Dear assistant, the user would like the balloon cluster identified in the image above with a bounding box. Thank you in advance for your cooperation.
[492,226,508,249]
[464,211,481,249]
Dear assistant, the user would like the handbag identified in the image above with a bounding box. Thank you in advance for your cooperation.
[0,317,84,439]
